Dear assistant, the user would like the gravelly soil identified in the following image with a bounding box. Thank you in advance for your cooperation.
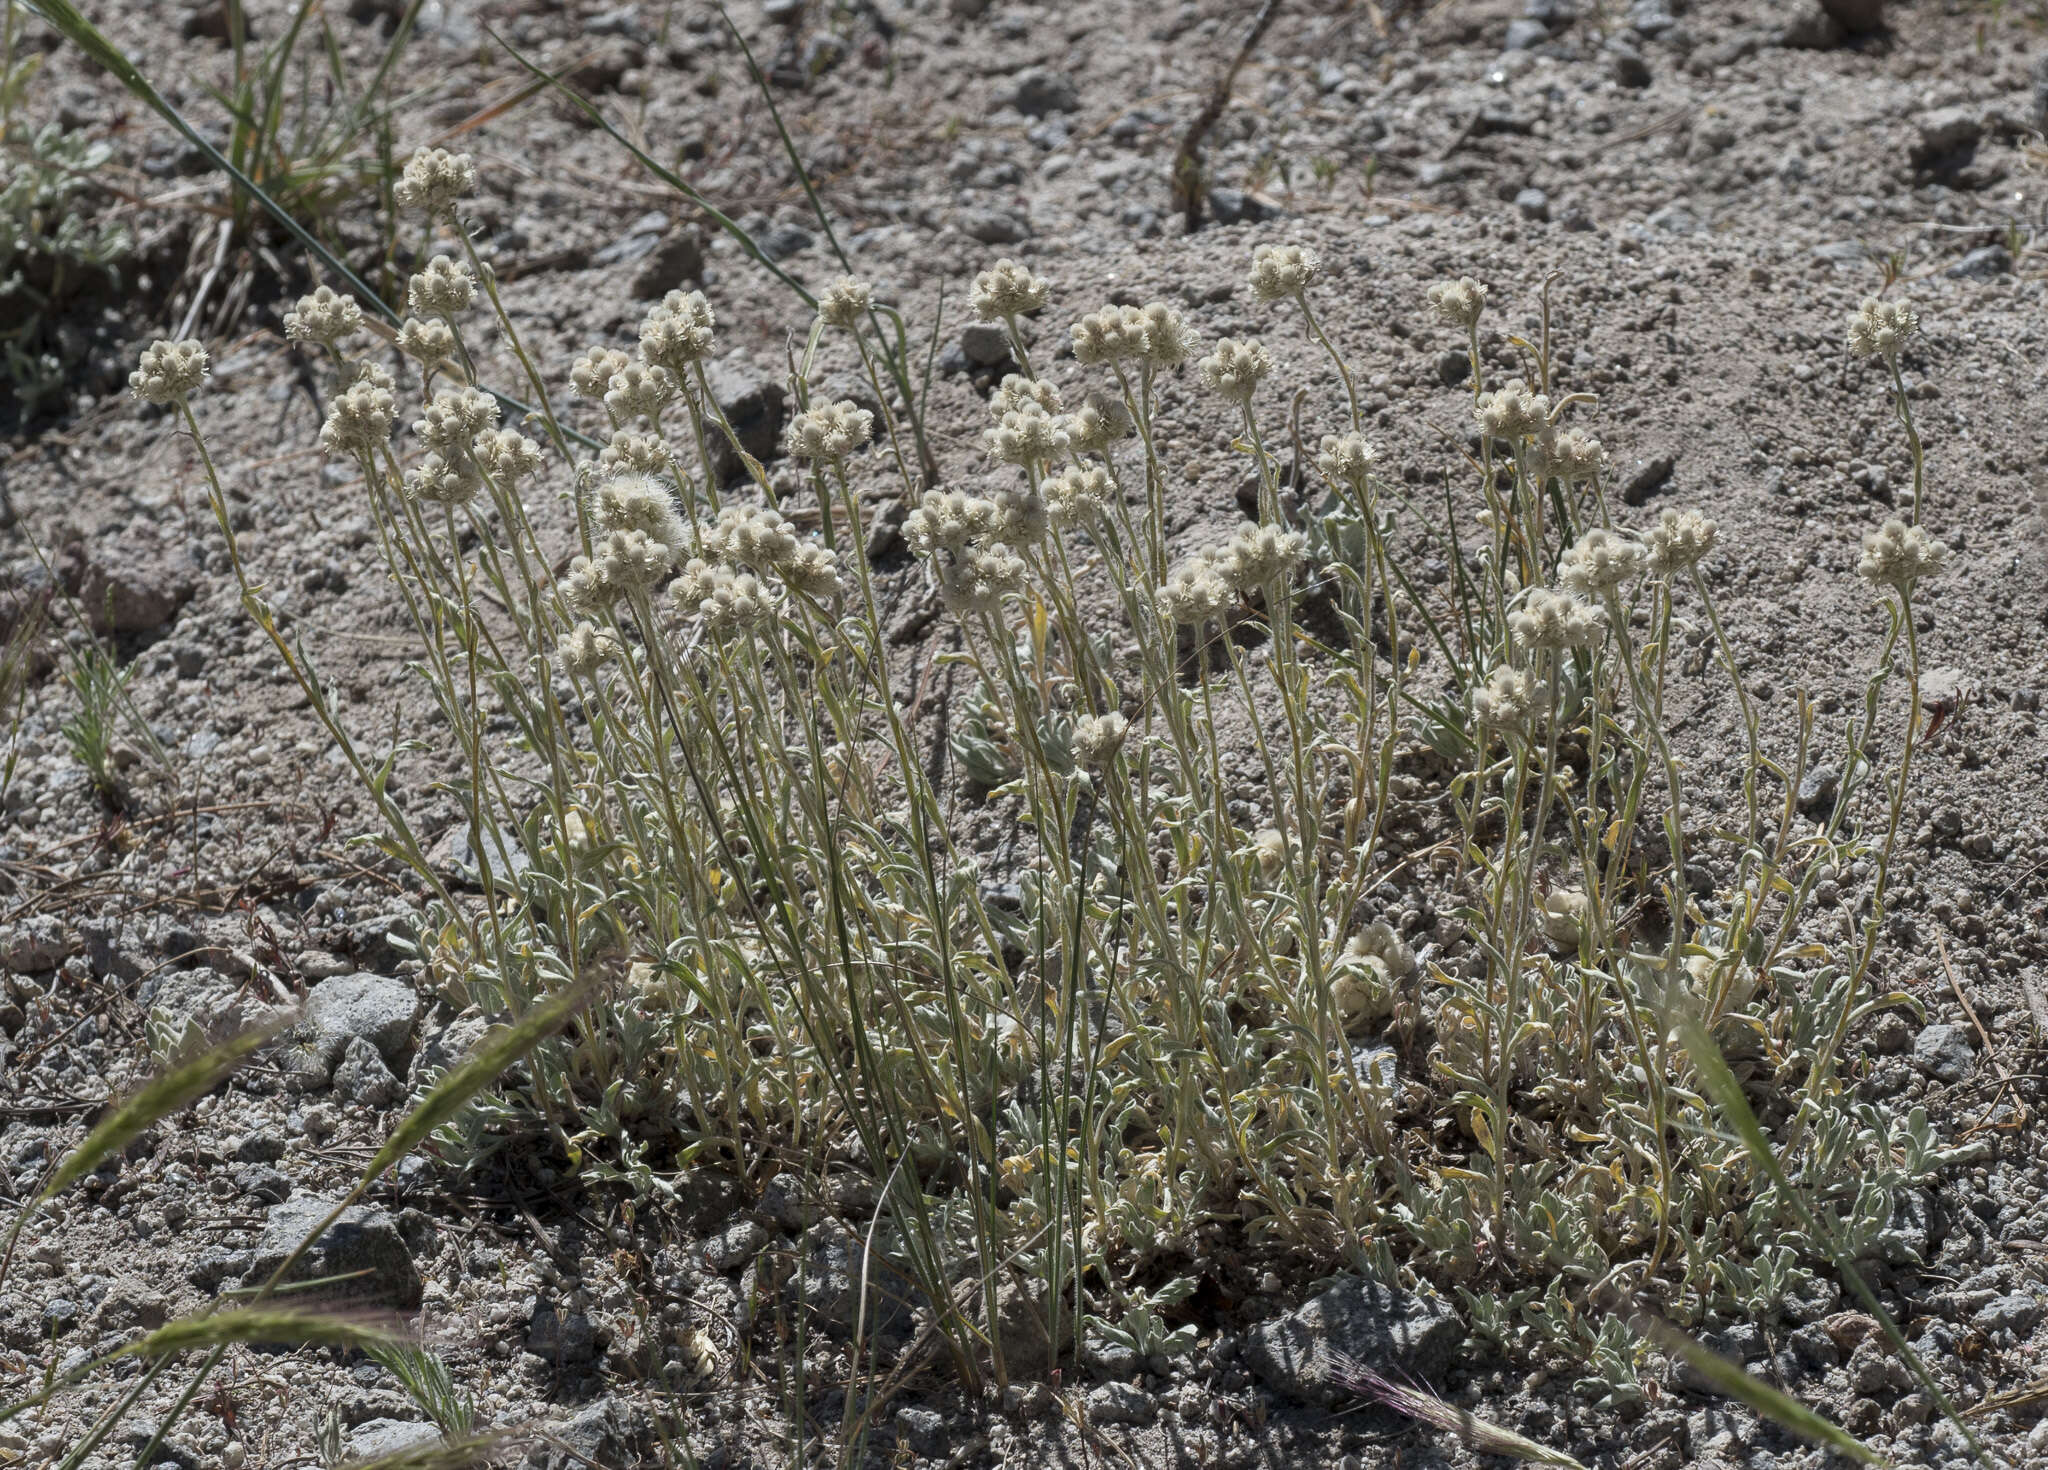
[4,2,2048,1467]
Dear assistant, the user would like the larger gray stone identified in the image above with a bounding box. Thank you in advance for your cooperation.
[304,972,419,1065]
[1910,1023,1974,1084]
[995,68,1077,117]
[702,360,789,486]
[243,1194,423,1309]
[346,1420,442,1460]
[146,967,262,1046]
[1246,1277,1460,1406]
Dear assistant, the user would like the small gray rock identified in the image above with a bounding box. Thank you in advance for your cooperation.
[1621,452,1676,504]
[1207,187,1280,225]
[630,229,705,298]
[760,222,814,260]
[703,1217,771,1272]
[1245,1277,1460,1405]
[997,67,1078,118]
[332,1034,405,1107]
[1796,763,1842,815]
[1912,106,1980,170]
[1973,1292,2042,1335]
[234,1164,293,1204]
[1514,187,1550,222]
[762,0,803,25]
[1503,17,1549,50]
[1629,0,1676,37]
[1644,202,1699,235]
[1435,348,1471,388]
[959,322,1014,367]
[1820,0,1883,33]
[1086,1382,1156,1426]
[346,1421,442,1460]
[1910,1024,1974,1084]
[1947,245,2011,281]
[148,967,262,1048]
[956,207,1030,244]
[0,915,66,972]
[244,1195,422,1309]
[75,558,193,635]
[895,1407,945,1450]
[1775,0,1844,48]
[527,1299,601,1364]
[434,821,532,888]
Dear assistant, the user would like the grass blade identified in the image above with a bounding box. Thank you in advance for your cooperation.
[358,979,591,1187]
[1326,1352,1588,1468]
[1633,1317,1887,1467]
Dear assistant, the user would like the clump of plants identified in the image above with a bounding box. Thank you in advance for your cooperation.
[140,150,1973,1449]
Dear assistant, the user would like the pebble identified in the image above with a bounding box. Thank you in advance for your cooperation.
[1910,1024,1975,1085]
[1514,187,1550,221]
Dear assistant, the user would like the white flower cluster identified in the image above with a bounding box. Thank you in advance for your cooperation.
[395,147,475,219]
[284,286,363,346]
[1508,587,1605,651]
[1531,426,1606,485]
[1065,393,1132,455]
[1558,528,1647,597]
[564,529,674,612]
[971,258,1049,322]
[129,339,208,405]
[1072,301,1195,370]
[1219,520,1308,593]
[1856,518,1949,592]
[407,255,476,319]
[1248,243,1319,303]
[993,373,1060,417]
[1316,433,1378,496]
[639,289,717,375]
[1846,297,1919,363]
[785,400,875,463]
[669,500,845,634]
[817,276,873,330]
[987,400,1069,468]
[1070,711,1129,770]
[555,620,623,680]
[1474,378,1550,441]
[396,317,457,369]
[473,428,545,489]
[413,387,501,456]
[1197,337,1273,405]
[905,490,999,557]
[320,377,396,455]
[1043,465,1114,528]
[591,473,690,553]
[1426,276,1487,330]
[938,543,1028,617]
[1155,552,1233,627]
[1473,665,1539,730]
[1643,508,1718,576]
[605,363,679,423]
[571,347,632,400]
[599,430,669,476]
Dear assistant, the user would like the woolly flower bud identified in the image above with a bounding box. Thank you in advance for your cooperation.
[668,557,720,616]
[1349,920,1417,980]
[320,379,396,455]
[971,258,1049,322]
[1474,378,1550,441]
[1426,276,1487,330]
[1643,508,1718,576]
[1316,433,1377,495]
[1558,528,1648,597]
[1220,521,1307,593]
[405,451,482,507]
[1473,665,1536,729]
[1138,301,1195,368]
[993,484,1048,546]
[596,527,675,593]
[1198,337,1273,405]
[817,276,873,329]
[785,400,875,462]
[562,553,618,614]
[590,473,687,552]
[414,387,500,454]
[1070,305,1149,366]
[396,316,458,369]
[1071,711,1128,769]
[1248,243,1319,303]
[992,373,1061,418]
[408,255,476,318]
[1509,587,1605,650]
[284,286,362,346]
[779,541,844,600]
[555,621,621,680]
[939,543,1027,618]
[473,428,544,488]
[1044,465,1114,527]
[905,490,997,557]
[1533,427,1606,484]
[599,430,669,476]
[604,363,678,423]
[395,147,475,219]
[987,401,1069,467]
[639,289,716,373]
[704,505,799,570]
[130,339,208,404]
[1156,554,1233,626]
[699,568,775,638]
[1064,394,1132,455]
[1846,297,1919,363]
[571,347,631,400]
[1856,518,1950,591]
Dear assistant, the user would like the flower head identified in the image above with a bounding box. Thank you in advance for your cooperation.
[571,347,631,400]
[472,428,544,488]
[1558,528,1647,596]
[606,363,679,423]
[1532,427,1606,484]
[599,429,669,476]
[284,286,363,346]
[1198,337,1273,405]
[1071,711,1128,769]
[698,568,776,638]
[818,276,874,330]
[972,258,1049,321]
[1138,301,1195,368]
[1248,243,1320,303]
[596,528,676,593]
[1316,433,1378,496]
[1155,553,1233,626]
[408,255,476,318]
[1847,297,1919,363]
[396,316,458,369]
[639,289,716,373]
[404,451,482,507]
[1426,276,1487,330]
[905,490,998,557]
[1474,378,1550,441]
[779,541,844,600]
[320,379,396,455]
[992,484,1048,545]
[555,621,621,680]
[590,473,688,552]
[939,543,1027,618]
[129,339,208,405]
[1064,394,1132,455]
[395,147,476,219]
[785,400,875,462]
[1472,665,1537,730]
[1219,521,1307,593]
[1044,465,1114,527]
[704,505,799,570]
[1070,305,1149,366]
[1643,508,1719,576]
[1856,518,1949,591]
[1508,587,1605,650]
[992,373,1061,417]
[414,387,500,454]
[986,400,1069,467]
